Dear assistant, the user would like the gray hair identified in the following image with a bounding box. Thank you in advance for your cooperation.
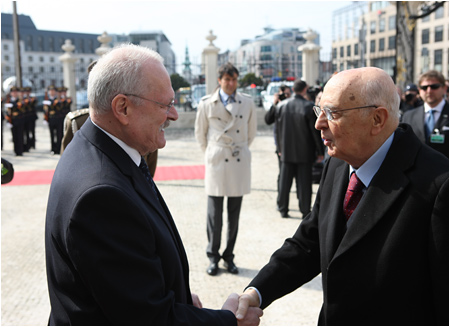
[87,43,164,114]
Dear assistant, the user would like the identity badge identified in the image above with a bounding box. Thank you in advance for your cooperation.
[430,134,445,144]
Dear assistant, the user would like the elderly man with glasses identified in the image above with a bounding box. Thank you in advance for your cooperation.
[235,67,448,326]
[402,70,449,157]
[45,44,262,326]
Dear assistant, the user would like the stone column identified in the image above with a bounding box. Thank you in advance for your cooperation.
[59,39,78,110]
[298,29,321,86]
[202,30,220,95]
[96,31,112,57]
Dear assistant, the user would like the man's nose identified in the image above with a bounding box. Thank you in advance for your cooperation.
[315,111,328,130]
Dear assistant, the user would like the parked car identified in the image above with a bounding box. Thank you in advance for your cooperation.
[262,79,295,111]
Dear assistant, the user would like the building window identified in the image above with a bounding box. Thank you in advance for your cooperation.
[261,45,271,53]
[38,36,44,51]
[26,35,32,51]
[332,48,337,59]
[347,45,351,56]
[339,63,344,71]
[3,44,8,51]
[28,67,33,73]
[354,43,359,55]
[28,56,33,62]
[5,66,11,72]
[379,18,385,33]
[370,21,377,34]
[50,57,54,63]
[422,14,430,22]
[4,55,9,61]
[435,6,444,19]
[340,46,344,58]
[435,26,443,42]
[50,67,55,73]
[379,38,385,51]
[388,15,396,30]
[49,37,54,51]
[40,67,44,73]
[388,36,396,49]
[434,49,443,72]
[422,29,430,44]
[39,56,44,62]
[370,40,376,53]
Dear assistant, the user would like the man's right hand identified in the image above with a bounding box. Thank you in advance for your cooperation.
[236,289,261,323]
[223,293,263,326]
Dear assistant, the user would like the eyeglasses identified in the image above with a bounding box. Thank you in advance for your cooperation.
[124,93,174,114]
[419,83,442,91]
[313,105,378,121]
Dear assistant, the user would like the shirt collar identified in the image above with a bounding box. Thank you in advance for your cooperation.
[91,120,141,167]
[349,132,395,188]
[219,88,235,105]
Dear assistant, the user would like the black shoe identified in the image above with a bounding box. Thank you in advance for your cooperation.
[207,262,219,276]
[281,212,290,218]
[224,260,239,274]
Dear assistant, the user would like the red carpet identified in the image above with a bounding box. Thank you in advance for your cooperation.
[3,165,205,186]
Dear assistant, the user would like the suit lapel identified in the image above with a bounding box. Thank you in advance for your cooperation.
[331,125,415,262]
[436,101,449,130]
[324,162,349,264]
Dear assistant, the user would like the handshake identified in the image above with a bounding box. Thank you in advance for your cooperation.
[195,288,263,325]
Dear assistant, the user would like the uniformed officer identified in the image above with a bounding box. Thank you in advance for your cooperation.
[43,85,64,154]
[195,62,257,276]
[5,86,26,156]
[22,87,38,151]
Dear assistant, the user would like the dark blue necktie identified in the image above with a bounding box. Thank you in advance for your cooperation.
[139,157,158,199]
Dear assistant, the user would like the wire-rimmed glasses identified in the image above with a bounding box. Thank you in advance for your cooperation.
[313,105,378,121]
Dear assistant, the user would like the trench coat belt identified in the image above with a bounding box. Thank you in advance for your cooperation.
[208,141,247,157]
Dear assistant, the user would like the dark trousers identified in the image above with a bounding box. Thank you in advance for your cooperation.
[206,196,243,263]
[11,121,24,156]
[277,161,313,216]
[49,118,63,154]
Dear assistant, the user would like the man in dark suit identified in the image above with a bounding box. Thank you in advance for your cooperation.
[45,44,262,325]
[402,70,449,157]
[236,67,448,325]
[275,79,324,218]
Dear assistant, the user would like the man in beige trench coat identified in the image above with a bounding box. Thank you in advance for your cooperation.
[195,62,257,276]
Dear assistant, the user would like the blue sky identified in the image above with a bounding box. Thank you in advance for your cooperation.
[2,0,352,72]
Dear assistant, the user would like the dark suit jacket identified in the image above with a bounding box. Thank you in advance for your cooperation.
[401,100,449,157]
[276,95,323,163]
[45,118,236,325]
[248,124,449,325]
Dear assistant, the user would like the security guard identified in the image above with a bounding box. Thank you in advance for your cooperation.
[43,85,64,154]
[5,86,25,156]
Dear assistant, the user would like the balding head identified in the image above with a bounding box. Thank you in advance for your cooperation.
[315,67,400,168]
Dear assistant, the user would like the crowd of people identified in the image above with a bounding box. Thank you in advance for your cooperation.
[1,43,448,325]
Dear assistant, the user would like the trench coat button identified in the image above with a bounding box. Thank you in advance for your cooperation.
[237,130,240,133]
[235,115,238,118]
[218,117,221,120]
[225,130,227,133]
[225,158,229,162]
[237,158,240,162]
[239,101,242,104]
[240,115,243,118]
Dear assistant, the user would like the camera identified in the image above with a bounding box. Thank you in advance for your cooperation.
[278,92,287,101]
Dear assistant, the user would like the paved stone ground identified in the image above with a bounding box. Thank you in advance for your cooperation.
[1,112,323,326]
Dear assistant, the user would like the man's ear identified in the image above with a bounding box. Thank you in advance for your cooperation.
[111,94,130,126]
[371,107,389,135]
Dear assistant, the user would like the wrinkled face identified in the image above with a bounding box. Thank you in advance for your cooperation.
[315,79,374,167]
[127,61,178,155]
[218,73,238,96]
[419,77,446,107]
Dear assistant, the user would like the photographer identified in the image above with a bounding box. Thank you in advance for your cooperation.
[264,85,292,191]
[400,83,423,114]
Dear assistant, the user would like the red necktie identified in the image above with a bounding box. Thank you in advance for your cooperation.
[343,172,365,220]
